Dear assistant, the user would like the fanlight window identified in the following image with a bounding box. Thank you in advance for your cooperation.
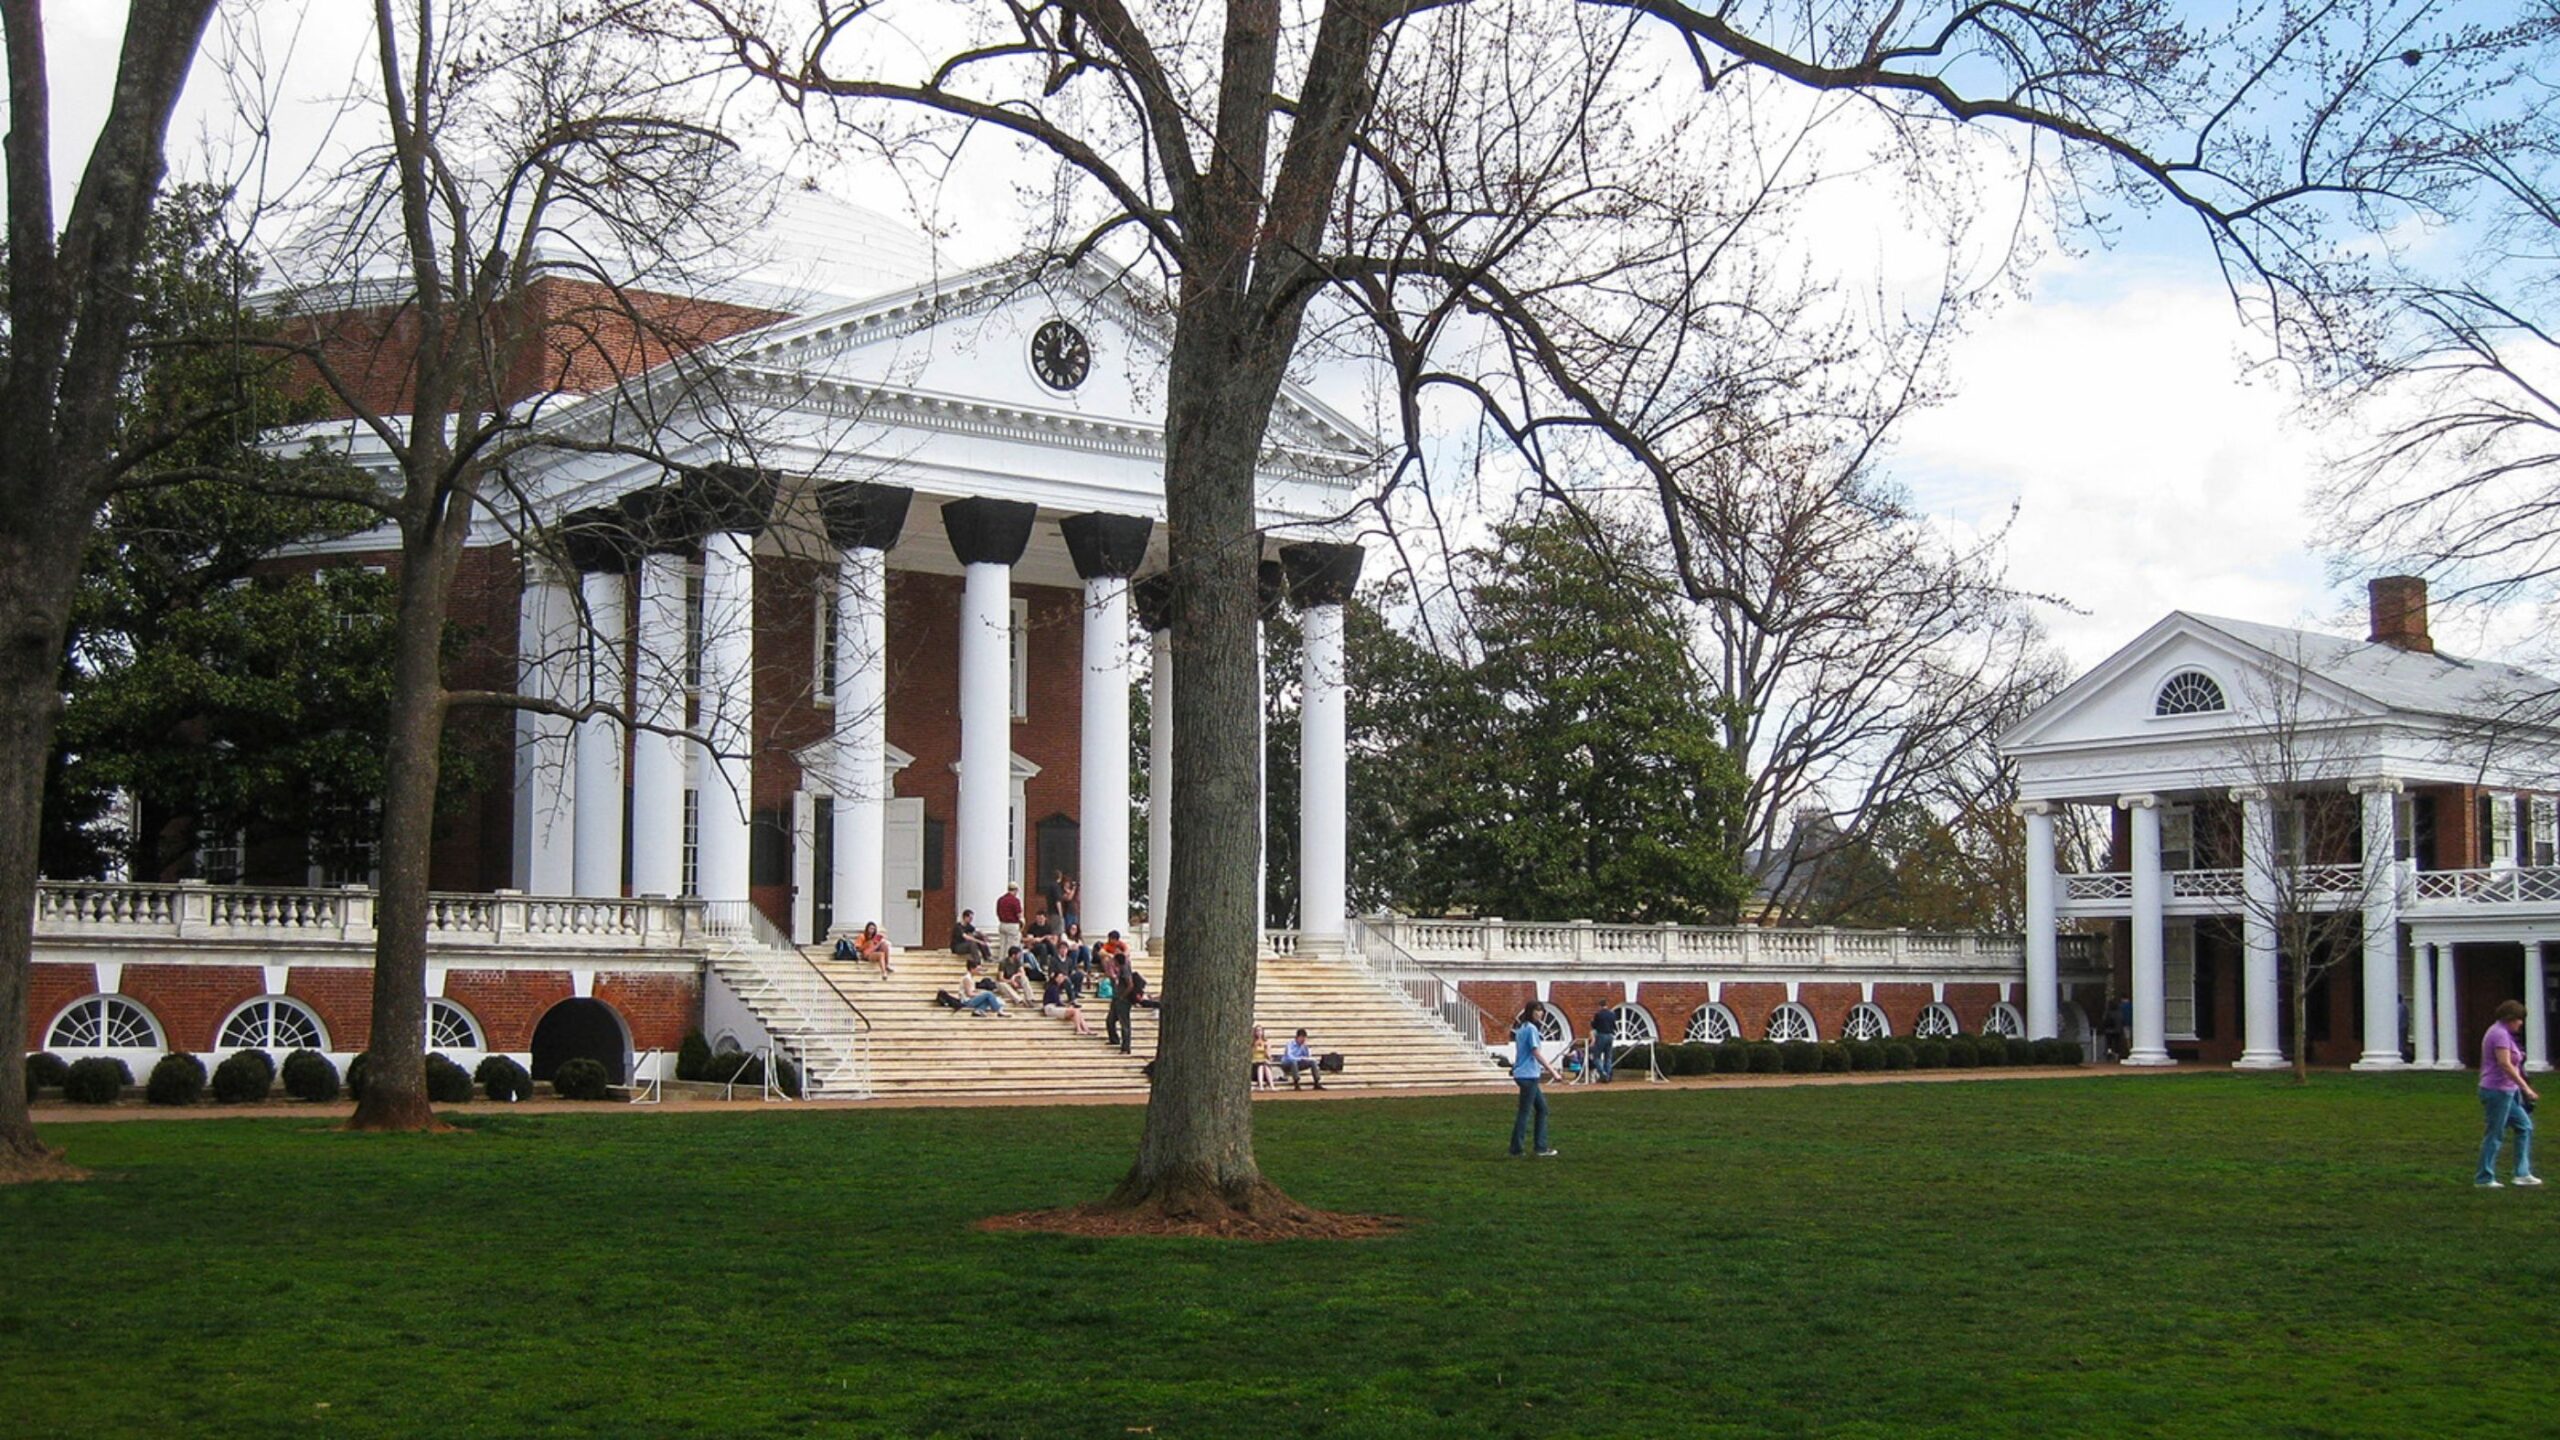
[1765,1003,1819,1043]
[427,999,483,1052]
[1685,1003,1740,1045]
[219,996,327,1052]
[1982,1003,2026,1039]
[1536,1008,1573,1045]
[1843,1004,1892,1042]
[1914,1004,1959,1039]
[48,996,163,1050]
[2154,670,2227,716]
[1610,1005,1659,1048]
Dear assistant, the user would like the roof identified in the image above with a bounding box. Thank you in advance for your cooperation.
[2181,612,2559,728]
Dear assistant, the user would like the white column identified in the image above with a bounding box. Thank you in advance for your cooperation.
[2435,942,2460,1068]
[692,530,755,905]
[513,558,578,894]
[955,560,1012,926]
[1255,612,1269,941]
[629,552,689,896]
[2352,780,2404,1069]
[2529,942,2551,1073]
[2234,786,2285,1069]
[571,568,626,897]
[2019,802,2057,1039]
[1147,626,1173,954]
[2123,794,2173,1065]
[2411,943,2438,1068]
[1299,599,1349,953]
[1079,576,1133,943]
[831,546,888,935]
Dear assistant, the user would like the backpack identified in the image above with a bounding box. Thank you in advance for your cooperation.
[1318,1052,1345,1074]
[833,937,856,962]
[1096,978,1116,1000]
[933,990,964,1010]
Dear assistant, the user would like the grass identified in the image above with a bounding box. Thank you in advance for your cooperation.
[2,1073,2550,1438]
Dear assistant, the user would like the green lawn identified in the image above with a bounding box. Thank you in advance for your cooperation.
[2,1074,2548,1438]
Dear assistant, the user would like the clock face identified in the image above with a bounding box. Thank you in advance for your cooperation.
[1029,319,1092,392]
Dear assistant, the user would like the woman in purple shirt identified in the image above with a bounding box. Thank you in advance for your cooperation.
[2477,999,2541,1188]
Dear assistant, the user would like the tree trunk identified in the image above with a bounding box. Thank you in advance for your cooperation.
[2291,960,2310,1086]
[344,522,460,1132]
[0,527,87,1179]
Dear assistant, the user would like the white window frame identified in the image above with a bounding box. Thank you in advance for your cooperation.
[1009,596,1030,720]
[2162,920,2198,1041]
[196,828,246,886]
[2491,794,2519,868]
[2274,803,2307,869]
[683,564,705,695]
[2161,805,2196,872]
[1914,1003,1959,1039]
[1765,1002,1819,1043]
[815,585,840,706]
[427,998,485,1053]
[1843,1003,1892,1041]
[46,994,165,1052]
[2534,797,2556,869]
[1684,1003,1740,1045]
[218,995,330,1054]
[681,787,701,898]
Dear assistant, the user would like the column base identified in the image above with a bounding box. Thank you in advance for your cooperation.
[2120,1052,2177,1068]
[2430,1059,2467,1072]
[2528,1061,2553,1074]
[1292,934,1348,961]
[2350,1053,2408,1071]
[2232,1052,2288,1071]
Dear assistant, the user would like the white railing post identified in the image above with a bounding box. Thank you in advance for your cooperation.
[1659,920,1679,962]
[175,877,207,938]
[1570,919,1592,964]
[1483,917,1503,961]
[338,884,371,941]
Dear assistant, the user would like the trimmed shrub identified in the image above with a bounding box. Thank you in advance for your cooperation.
[1818,1042,1850,1073]
[1943,1037,1979,1068]
[211,1049,275,1104]
[424,1052,476,1104]
[1846,1040,1885,1072]
[147,1051,207,1106]
[699,1049,752,1085]
[281,1048,341,1102]
[1779,1041,1822,1074]
[475,1054,534,1102]
[2033,1037,2086,1067]
[2005,1037,2037,1066]
[1913,1039,1949,1070]
[345,1051,371,1101]
[1712,1042,1751,1075]
[1882,1043,1917,1072]
[62,1056,131,1104]
[1678,1043,1719,1077]
[676,1030,713,1081]
[1745,1042,1783,1075]
[24,1051,71,1093]
[552,1057,613,1101]
[1973,1037,2005,1068]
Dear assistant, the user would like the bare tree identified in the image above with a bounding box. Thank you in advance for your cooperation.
[1,0,223,1180]
[2210,644,2399,1084]
[653,0,2560,1227]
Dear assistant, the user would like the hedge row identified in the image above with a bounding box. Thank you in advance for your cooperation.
[1596,1035,2086,1078]
[675,1029,804,1097]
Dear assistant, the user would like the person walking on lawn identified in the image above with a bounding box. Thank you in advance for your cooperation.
[1590,1002,1619,1083]
[1510,1002,1560,1158]
[2478,999,2541,1189]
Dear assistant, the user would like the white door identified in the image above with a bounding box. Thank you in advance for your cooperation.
[885,797,926,948]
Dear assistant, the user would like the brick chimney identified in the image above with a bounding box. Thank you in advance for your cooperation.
[2368,575,2433,654]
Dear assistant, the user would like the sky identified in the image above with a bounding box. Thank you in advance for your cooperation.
[10,2,2452,678]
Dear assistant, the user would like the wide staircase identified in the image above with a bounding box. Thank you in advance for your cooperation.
[793,947,1503,1100]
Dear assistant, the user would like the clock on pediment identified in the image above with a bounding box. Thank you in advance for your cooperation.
[1029,318,1092,392]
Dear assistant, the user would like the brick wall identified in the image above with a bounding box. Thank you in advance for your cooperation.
[593,972,702,1050]
[1872,982,1935,1034]
[119,964,267,1052]
[1797,982,1862,1039]
[444,969,577,1050]
[25,964,100,1048]
[288,967,378,1052]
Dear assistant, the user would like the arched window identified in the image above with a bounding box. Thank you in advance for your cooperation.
[427,999,483,1052]
[218,996,328,1052]
[1685,1003,1740,1045]
[2154,670,2226,716]
[1982,1002,2026,1039]
[1534,1007,1573,1046]
[47,995,164,1051]
[1914,1003,1959,1039]
[1765,1003,1818,1043]
[1610,1004,1659,1048]
[1843,1003,1891,1042]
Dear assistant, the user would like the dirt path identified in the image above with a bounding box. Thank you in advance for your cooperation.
[24,1063,2199,1124]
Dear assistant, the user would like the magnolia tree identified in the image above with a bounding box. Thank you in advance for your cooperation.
[646,0,2556,1228]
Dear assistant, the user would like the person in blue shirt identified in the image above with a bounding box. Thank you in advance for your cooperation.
[1281,1028,1325,1090]
[1510,1002,1560,1157]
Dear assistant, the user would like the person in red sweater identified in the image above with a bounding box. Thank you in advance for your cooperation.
[995,882,1024,951]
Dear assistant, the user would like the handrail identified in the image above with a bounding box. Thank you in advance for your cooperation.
[1347,916,1501,1049]
[629,1048,663,1105]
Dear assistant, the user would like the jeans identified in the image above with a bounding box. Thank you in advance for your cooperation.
[1593,1042,1615,1082]
[964,991,1003,1015]
[2480,1087,2535,1183]
[1108,1002,1133,1052]
[1510,1078,1549,1154]
[1283,1057,1324,1088]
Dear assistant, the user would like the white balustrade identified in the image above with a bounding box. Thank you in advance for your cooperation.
[1349,913,2086,974]
[34,880,699,956]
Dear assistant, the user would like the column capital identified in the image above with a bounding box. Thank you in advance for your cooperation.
[622,464,777,551]
[558,505,640,575]
[1258,558,1287,620]
[2011,799,2054,818]
[2117,793,2161,811]
[1133,574,1175,633]
[1280,541,1365,608]
[941,497,1038,567]
[817,481,913,553]
[2227,785,2270,803]
[2350,775,2406,796]
[1061,512,1155,579]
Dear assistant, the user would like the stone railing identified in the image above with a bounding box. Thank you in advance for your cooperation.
[34,879,707,953]
[2060,863,2403,910]
[1358,914,2096,973]
[2408,865,2560,908]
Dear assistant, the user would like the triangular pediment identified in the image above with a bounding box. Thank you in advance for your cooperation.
[2000,613,2386,755]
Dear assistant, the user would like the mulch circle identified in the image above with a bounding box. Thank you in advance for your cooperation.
[976,1204,1404,1242]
